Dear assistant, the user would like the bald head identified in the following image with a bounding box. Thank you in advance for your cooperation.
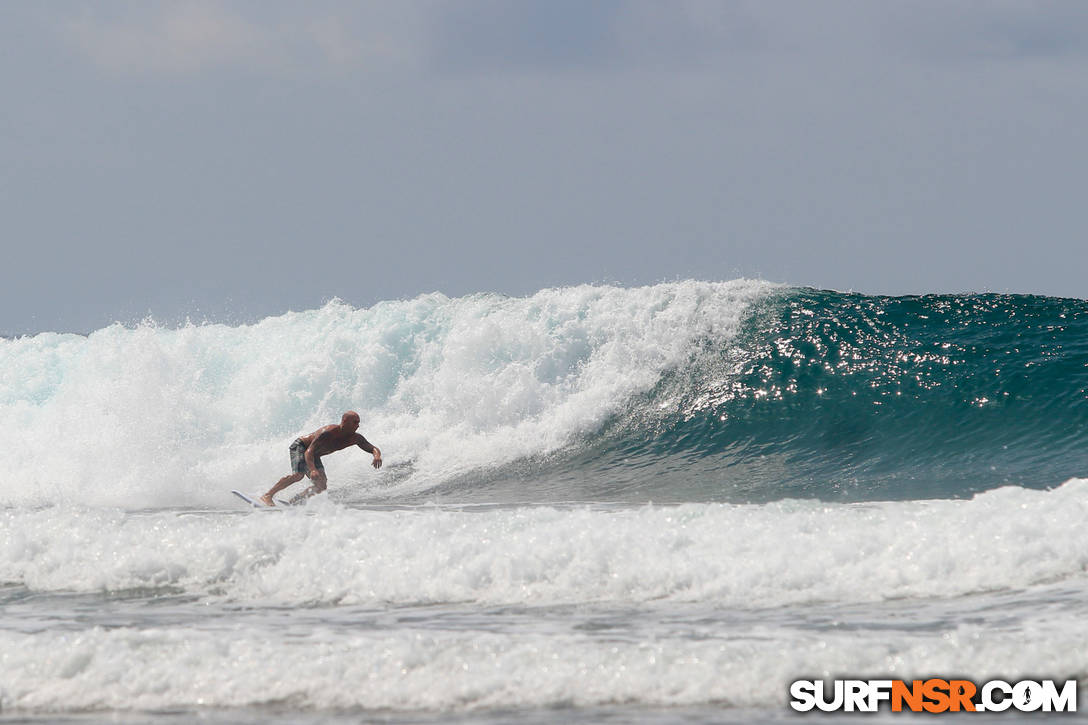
[341,411,360,432]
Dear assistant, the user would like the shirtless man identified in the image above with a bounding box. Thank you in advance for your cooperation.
[260,411,382,506]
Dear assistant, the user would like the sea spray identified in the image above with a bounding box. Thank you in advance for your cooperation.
[0,281,773,508]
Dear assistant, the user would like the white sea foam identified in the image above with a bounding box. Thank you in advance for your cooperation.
[2,604,1085,712]
[0,280,774,508]
[3,480,1087,608]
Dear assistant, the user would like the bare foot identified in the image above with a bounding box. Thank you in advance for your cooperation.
[259,493,275,506]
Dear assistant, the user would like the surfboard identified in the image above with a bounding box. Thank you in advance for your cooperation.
[231,490,291,508]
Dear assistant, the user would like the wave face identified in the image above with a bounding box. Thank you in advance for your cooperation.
[1,282,1086,508]
[569,288,1088,503]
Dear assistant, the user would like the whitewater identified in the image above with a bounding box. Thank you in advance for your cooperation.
[2,280,1086,723]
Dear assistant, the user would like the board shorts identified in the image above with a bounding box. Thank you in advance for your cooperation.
[290,438,324,476]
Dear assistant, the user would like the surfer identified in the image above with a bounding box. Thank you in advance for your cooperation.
[259,411,382,506]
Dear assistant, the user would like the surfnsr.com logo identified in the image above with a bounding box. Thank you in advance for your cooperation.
[789,679,1077,713]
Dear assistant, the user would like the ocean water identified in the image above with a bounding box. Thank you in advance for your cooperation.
[2,280,1087,723]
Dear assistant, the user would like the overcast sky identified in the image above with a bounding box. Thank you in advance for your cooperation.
[4,1,1088,334]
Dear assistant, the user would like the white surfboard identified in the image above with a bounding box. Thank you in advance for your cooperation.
[231,490,291,508]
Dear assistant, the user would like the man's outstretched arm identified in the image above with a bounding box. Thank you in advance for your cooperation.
[356,434,382,469]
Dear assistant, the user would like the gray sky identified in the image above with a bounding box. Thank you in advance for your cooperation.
[4,1,1088,334]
